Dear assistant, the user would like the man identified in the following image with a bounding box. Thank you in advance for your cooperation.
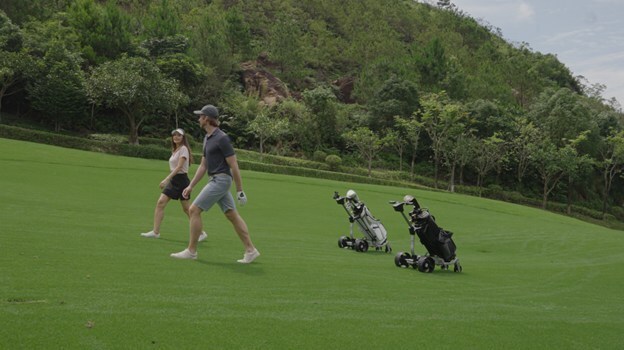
[170,104,260,263]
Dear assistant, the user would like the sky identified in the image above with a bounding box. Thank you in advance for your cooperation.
[423,0,624,108]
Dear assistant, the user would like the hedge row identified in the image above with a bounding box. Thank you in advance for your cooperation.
[1,124,171,160]
[237,159,430,191]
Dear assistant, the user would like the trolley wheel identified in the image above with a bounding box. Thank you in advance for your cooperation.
[338,236,349,248]
[417,256,435,273]
[454,262,463,272]
[394,252,411,268]
[354,239,362,252]
[385,244,392,253]
[354,239,368,252]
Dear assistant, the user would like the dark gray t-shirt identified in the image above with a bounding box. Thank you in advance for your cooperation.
[203,128,235,176]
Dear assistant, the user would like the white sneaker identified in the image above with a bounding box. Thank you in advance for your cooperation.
[237,249,260,264]
[170,249,197,260]
[141,231,160,238]
[198,231,208,242]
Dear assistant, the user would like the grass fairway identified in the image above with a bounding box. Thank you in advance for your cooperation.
[1,138,623,349]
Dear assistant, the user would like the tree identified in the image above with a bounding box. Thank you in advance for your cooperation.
[441,130,474,192]
[269,14,307,85]
[27,45,87,131]
[472,134,506,196]
[273,98,316,153]
[303,86,338,147]
[184,5,232,79]
[86,56,181,144]
[505,43,542,108]
[599,130,624,218]
[529,87,598,149]
[143,0,180,39]
[0,50,30,122]
[342,127,383,177]
[418,91,467,188]
[0,9,22,51]
[533,140,565,209]
[558,139,593,214]
[248,112,289,156]
[395,115,423,180]
[67,0,133,64]
[381,129,405,172]
[509,116,541,185]
[369,76,420,129]
[416,38,447,91]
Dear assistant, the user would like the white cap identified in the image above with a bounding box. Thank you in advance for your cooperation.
[171,128,185,136]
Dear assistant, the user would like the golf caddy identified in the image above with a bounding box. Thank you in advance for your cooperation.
[333,190,391,253]
[390,195,462,273]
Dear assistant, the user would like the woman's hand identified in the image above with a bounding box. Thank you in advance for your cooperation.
[159,180,168,189]
[182,186,192,199]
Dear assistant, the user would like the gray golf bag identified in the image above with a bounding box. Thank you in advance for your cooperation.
[390,195,462,273]
[334,190,391,253]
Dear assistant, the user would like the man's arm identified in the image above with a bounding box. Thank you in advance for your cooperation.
[226,155,243,192]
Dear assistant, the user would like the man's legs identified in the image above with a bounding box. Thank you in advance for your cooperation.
[224,209,254,251]
[187,204,203,253]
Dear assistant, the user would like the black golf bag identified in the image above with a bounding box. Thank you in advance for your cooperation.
[333,190,391,253]
[390,195,461,273]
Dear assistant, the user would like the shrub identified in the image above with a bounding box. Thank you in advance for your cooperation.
[325,154,342,170]
[313,150,327,162]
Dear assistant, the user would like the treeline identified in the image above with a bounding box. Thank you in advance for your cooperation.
[1,0,623,219]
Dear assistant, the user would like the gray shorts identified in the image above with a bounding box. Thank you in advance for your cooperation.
[192,174,236,213]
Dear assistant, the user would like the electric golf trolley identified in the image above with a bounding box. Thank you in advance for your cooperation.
[333,190,391,253]
[390,195,462,273]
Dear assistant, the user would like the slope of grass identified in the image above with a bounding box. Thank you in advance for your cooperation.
[1,138,623,349]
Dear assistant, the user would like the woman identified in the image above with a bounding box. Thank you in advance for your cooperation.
[141,128,207,241]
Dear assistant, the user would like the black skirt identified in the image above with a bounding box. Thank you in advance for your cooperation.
[162,173,190,200]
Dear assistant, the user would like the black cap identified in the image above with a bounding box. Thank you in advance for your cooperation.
[193,104,219,119]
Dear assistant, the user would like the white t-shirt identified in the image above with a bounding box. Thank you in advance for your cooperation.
[169,146,189,174]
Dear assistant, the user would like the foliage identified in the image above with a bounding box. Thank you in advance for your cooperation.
[27,45,88,131]
[369,76,420,129]
[325,154,342,170]
[66,0,133,64]
[1,0,624,221]
[85,55,181,144]
[342,126,383,177]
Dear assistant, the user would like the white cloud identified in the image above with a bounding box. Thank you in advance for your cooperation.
[516,2,535,21]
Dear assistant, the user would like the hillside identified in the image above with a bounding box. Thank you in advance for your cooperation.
[1,0,623,222]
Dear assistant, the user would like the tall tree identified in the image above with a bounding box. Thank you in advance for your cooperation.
[86,56,181,144]
[395,115,423,180]
[472,133,506,196]
[27,45,87,131]
[599,130,624,218]
[369,76,420,130]
[248,112,289,156]
[533,140,565,209]
[417,37,447,91]
[342,127,383,177]
[67,0,133,64]
[418,91,467,188]
[509,116,540,186]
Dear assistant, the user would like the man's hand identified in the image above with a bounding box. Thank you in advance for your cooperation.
[237,191,247,206]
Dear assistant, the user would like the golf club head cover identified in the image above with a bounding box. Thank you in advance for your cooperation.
[237,191,247,206]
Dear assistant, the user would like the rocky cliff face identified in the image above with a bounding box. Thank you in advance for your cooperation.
[240,53,290,107]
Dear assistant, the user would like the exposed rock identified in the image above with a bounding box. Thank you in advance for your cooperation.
[332,76,355,104]
[240,54,290,107]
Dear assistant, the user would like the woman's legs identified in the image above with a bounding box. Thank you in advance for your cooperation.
[153,194,171,234]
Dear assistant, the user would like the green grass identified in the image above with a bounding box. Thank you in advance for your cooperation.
[1,138,623,349]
